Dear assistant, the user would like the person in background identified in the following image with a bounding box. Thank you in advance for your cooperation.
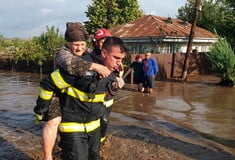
[142,52,158,93]
[129,54,144,92]
[34,36,127,160]
[39,22,111,160]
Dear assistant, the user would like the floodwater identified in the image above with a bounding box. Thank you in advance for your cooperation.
[0,69,235,158]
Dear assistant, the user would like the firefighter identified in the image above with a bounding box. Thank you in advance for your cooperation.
[92,28,112,55]
[93,28,124,143]
[39,22,112,160]
[34,36,127,160]
[56,27,124,145]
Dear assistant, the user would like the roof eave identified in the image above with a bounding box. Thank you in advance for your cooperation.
[120,36,217,43]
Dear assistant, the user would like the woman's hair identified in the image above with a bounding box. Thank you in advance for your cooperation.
[135,54,142,60]
[64,22,89,42]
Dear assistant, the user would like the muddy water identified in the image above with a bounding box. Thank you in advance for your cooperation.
[112,82,235,153]
[0,70,235,157]
[113,82,235,139]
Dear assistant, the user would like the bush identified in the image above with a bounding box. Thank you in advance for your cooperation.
[1,26,65,74]
[206,36,235,86]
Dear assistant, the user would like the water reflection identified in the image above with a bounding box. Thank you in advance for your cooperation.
[113,82,235,151]
[0,70,40,112]
[154,83,235,141]
[132,94,156,113]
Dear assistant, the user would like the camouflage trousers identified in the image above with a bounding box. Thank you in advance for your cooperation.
[44,97,61,121]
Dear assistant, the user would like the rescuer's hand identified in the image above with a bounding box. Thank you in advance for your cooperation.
[116,77,125,89]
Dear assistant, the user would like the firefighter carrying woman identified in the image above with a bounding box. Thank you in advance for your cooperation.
[34,22,126,160]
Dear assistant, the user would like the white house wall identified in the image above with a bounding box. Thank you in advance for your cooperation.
[125,40,215,54]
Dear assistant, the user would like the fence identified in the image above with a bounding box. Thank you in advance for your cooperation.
[0,52,213,81]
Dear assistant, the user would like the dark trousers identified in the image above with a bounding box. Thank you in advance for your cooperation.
[60,128,101,160]
[100,106,112,139]
[143,75,155,88]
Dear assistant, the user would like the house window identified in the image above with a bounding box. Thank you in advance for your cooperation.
[175,44,180,53]
[129,44,139,54]
[159,44,170,53]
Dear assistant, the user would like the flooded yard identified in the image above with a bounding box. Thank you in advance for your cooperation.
[0,70,234,159]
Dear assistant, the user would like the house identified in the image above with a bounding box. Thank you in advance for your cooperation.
[109,15,217,54]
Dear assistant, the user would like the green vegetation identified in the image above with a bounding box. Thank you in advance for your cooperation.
[33,26,65,58]
[0,0,143,63]
[178,0,235,50]
[178,0,235,86]
[85,0,143,33]
[206,35,235,86]
[0,0,143,73]
[0,26,64,73]
[1,0,234,84]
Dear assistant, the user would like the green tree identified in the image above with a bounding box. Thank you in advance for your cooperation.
[15,40,41,63]
[0,36,17,52]
[0,35,5,51]
[85,0,143,33]
[3,38,25,63]
[177,0,195,23]
[9,26,64,66]
[31,26,64,74]
[206,35,235,86]
[177,0,235,49]
[33,26,65,59]
[116,0,144,24]
[1,26,64,74]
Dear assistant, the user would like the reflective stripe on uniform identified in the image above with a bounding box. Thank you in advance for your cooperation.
[103,99,113,108]
[61,87,105,102]
[51,69,70,89]
[38,87,53,100]
[100,136,106,142]
[51,69,105,102]
[59,119,100,133]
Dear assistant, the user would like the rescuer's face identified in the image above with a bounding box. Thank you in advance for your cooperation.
[102,46,126,71]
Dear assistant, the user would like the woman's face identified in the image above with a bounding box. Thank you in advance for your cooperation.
[67,41,87,56]
[136,57,142,62]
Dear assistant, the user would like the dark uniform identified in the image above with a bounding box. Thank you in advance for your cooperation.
[42,46,93,121]
[53,46,118,144]
[100,94,114,143]
[34,53,117,160]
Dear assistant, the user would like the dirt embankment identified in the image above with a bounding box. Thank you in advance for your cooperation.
[1,120,234,160]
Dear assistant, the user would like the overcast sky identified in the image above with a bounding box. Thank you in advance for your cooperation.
[0,0,186,39]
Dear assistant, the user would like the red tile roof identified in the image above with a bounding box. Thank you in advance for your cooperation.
[109,15,216,39]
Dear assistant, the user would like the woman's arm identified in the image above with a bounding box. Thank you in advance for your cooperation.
[55,47,111,78]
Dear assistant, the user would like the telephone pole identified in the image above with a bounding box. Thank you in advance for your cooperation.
[181,0,201,80]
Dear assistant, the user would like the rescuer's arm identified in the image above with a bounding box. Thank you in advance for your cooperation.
[55,48,111,78]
